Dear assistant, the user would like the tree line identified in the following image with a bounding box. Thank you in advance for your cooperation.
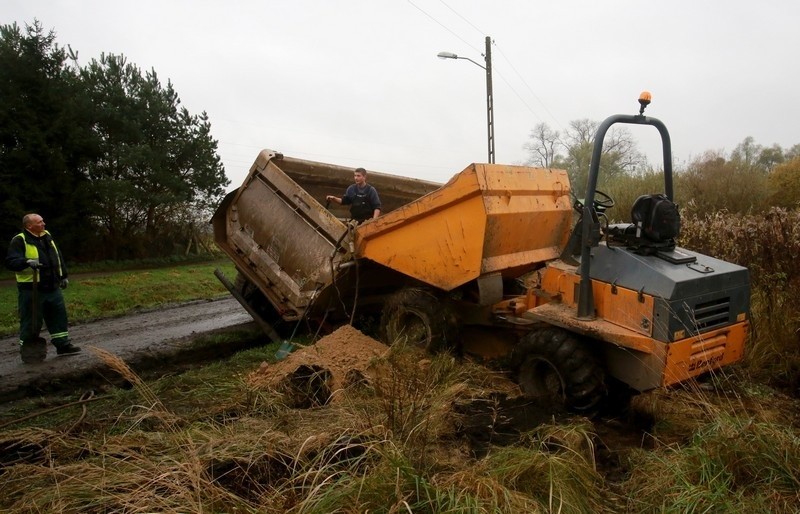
[4,20,798,262]
[523,120,800,219]
[0,20,229,262]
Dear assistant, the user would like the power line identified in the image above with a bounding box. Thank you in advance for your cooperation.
[406,0,482,54]
[438,0,485,37]
[218,2,569,176]
[409,1,564,135]
[489,65,545,126]
[493,45,565,132]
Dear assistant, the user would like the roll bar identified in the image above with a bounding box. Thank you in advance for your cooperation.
[576,93,674,320]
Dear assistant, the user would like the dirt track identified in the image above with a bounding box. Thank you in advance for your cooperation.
[0,297,254,402]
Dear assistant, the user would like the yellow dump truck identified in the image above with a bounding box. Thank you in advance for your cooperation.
[212,96,749,410]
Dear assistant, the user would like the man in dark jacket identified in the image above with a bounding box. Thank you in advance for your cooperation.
[326,167,382,222]
[5,213,81,362]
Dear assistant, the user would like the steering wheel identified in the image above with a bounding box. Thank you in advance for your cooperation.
[572,189,615,211]
[592,190,615,209]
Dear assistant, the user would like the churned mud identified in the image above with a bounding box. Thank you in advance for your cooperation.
[246,325,654,469]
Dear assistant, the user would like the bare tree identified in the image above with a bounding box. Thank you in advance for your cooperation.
[523,122,560,168]
[523,118,647,195]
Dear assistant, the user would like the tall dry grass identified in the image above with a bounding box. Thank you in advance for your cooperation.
[680,207,800,393]
[0,347,255,513]
[1,329,798,512]
[622,388,800,513]
[0,341,610,513]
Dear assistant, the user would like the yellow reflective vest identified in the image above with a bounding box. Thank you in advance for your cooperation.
[13,230,63,284]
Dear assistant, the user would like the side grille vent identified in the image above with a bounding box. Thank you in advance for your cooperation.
[689,297,731,331]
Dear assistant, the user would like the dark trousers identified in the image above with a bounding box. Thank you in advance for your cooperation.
[17,287,69,348]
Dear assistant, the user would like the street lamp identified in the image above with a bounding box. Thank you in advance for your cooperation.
[437,36,495,164]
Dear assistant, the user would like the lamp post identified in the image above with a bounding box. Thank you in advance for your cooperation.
[437,36,494,164]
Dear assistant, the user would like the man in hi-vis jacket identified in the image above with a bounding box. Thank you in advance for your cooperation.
[5,213,81,362]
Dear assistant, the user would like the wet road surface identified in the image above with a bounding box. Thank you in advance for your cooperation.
[0,297,254,402]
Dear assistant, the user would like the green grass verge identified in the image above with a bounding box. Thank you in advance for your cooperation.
[0,259,238,336]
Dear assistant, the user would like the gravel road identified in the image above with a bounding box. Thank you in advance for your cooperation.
[0,297,254,402]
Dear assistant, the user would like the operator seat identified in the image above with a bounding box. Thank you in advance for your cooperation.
[608,194,681,255]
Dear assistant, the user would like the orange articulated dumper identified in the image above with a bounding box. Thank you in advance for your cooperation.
[212,93,749,411]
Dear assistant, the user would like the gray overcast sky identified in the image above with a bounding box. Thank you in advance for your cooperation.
[5,1,799,190]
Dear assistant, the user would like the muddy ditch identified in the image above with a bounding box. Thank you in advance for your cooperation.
[0,317,657,486]
[247,324,656,482]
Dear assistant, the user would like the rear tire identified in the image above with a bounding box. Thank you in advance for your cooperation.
[512,328,605,412]
[380,288,458,352]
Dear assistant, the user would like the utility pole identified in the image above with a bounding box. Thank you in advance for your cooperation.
[437,36,496,164]
[484,36,495,164]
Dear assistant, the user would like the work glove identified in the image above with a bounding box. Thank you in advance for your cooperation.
[59,278,69,290]
[26,259,41,269]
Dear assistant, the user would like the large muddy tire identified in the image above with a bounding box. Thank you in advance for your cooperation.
[234,273,291,338]
[511,328,605,412]
[380,288,458,352]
